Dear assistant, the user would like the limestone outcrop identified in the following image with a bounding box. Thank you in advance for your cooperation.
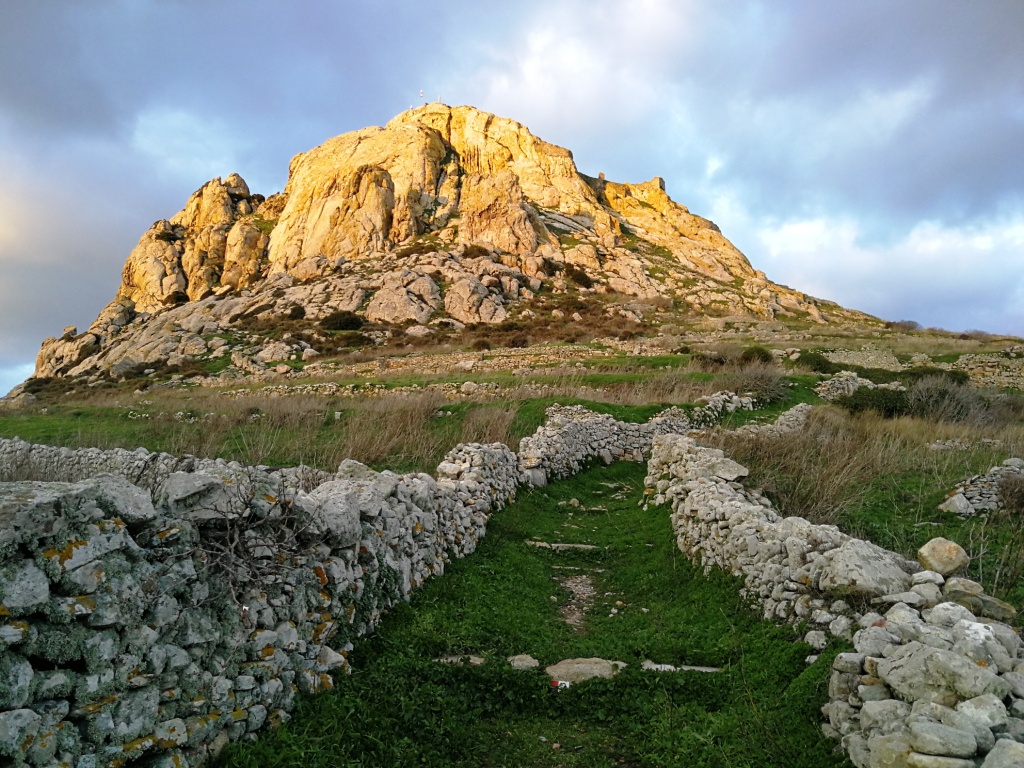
[23,104,877,387]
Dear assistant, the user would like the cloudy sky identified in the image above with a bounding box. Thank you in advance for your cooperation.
[2,0,1023,393]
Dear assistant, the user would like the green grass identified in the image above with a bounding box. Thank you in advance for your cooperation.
[219,462,850,768]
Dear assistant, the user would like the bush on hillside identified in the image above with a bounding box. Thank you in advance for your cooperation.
[905,376,991,424]
[796,351,841,374]
[739,345,775,365]
[836,388,911,418]
[320,311,365,331]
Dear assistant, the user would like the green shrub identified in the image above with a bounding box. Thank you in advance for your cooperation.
[564,264,594,288]
[795,351,841,374]
[320,311,365,331]
[692,352,727,370]
[899,367,970,386]
[837,388,910,418]
[739,345,775,365]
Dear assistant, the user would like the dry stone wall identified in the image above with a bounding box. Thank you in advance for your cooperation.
[0,440,519,768]
[518,391,754,486]
[0,439,332,494]
[0,392,754,767]
[646,433,1024,768]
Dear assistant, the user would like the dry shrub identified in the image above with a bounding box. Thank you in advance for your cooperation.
[459,404,517,445]
[718,407,890,525]
[905,376,992,425]
[335,393,450,469]
[719,363,787,404]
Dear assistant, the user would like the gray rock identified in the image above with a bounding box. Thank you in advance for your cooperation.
[861,699,911,731]
[981,738,1024,766]
[925,602,978,628]
[508,654,540,670]
[866,733,912,766]
[909,721,977,757]
[938,493,973,516]
[877,642,1011,704]
[957,693,1008,729]
[820,539,913,598]
[0,709,41,758]
[0,653,33,708]
[545,658,625,683]
[0,561,49,611]
[905,754,976,767]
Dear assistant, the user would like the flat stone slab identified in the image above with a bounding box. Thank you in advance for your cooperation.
[545,657,625,683]
[526,541,598,551]
[641,660,721,673]
[436,655,485,666]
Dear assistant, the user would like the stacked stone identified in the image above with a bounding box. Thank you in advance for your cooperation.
[645,433,1024,768]
[0,438,521,766]
[954,354,1024,390]
[0,437,331,493]
[518,392,755,486]
[815,370,906,401]
[828,584,1024,768]
[728,402,813,438]
[939,459,1024,517]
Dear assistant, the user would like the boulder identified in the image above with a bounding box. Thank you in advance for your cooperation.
[819,539,914,598]
[918,538,970,576]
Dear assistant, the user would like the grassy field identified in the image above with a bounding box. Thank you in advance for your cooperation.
[219,461,850,768]
[0,364,791,473]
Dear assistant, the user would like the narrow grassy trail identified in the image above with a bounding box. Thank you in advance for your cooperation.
[220,461,852,768]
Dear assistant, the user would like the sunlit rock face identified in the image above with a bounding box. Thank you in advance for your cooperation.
[28,104,872,382]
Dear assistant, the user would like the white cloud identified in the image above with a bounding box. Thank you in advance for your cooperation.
[444,0,698,138]
[750,213,1024,334]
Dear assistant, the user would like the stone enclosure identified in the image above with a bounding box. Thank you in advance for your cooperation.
[0,393,1022,767]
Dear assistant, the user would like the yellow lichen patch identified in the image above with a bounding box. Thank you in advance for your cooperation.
[155,527,180,540]
[230,709,249,722]
[120,734,156,757]
[74,695,118,716]
[0,605,11,617]
[412,522,423,534]
[311,621,336,643]
[319,673,334,690]
[42,540,88,568]
[346,603,356,623]
[259,645,275,659]
[313,565,328,585]
[63,596,96,615]
[264,494,277,504]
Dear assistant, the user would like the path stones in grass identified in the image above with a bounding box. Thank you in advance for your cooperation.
[641,660,721,673]
[554,572,595,630]
[436,654,486,666]
[525,541,598,552]
[545,658,625,684]
[508,654,539,670]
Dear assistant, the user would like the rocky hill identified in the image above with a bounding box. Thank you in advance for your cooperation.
[28,104,875,385]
